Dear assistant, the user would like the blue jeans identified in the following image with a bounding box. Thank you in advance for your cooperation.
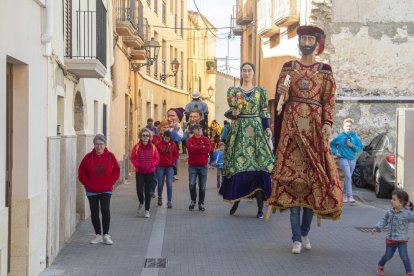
[290,207,313,242]
[379,242,412,273]
[188,165,208,205]
[156,166,174,202]
[338,158,356,197]
[150,173,158,195]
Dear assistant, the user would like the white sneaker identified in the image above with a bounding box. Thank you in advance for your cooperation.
[292,241,302,254]
[173,176,179,181]
[90,234,103,244]
[144,211,150,218]
[301,236,311,250]
[137,203,143,214]
[103,234,113,245]
[349,196,356,203]
[343,196,348,203]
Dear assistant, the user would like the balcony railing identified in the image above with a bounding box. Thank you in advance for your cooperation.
[274,0,300,27]
[115,0,145,46]
[258,0,280,38]
[64,0,107,78]
[154,60,158,79]
[162,1,166,24]
[231,5,244,36]
[236,0,253,25]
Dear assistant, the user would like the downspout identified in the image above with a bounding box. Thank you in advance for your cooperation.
[41,0,53,57]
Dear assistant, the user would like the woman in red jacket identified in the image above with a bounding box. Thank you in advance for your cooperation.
[130,128,160,218]
[78,134,120,245]
[156,130,179,208]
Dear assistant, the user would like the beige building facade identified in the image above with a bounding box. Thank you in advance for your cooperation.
[233,0,414,140]
[188,11,217,123]
[215,71,240,125]
[134,0,190,128]
[0,0,114,275]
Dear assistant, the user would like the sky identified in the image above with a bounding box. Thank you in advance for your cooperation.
[187,0,241,77]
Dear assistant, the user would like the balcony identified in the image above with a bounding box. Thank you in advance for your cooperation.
[257,0,280,38]
[274,0,300,27]
[115,0,145,48]
[130,49,146,61]
[236,0,254,25]
[64,0,107,78]
[231,5,244,36]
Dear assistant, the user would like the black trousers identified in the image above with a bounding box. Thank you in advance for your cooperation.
[87,193,111,235]
[136,172,154,211]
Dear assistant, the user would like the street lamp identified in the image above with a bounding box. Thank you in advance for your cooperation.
[160,58,180,81]
[207,85,214,98]
[131,37,161,71]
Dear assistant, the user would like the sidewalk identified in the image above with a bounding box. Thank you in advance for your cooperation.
[41,156,413,276]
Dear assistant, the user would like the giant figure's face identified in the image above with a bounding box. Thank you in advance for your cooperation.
[299,35,318,56]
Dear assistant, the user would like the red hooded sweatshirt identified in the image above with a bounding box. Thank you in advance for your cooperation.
[130,141,160,174]
[187,135,210,166]
[156,140,179,167]
[78,148,120,193]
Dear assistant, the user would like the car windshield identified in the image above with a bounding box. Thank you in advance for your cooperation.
[382,135,395,154]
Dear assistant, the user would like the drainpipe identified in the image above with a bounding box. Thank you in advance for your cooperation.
[41,0,53,57]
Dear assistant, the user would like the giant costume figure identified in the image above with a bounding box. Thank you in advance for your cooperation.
[267,25,342,253]
[219,62,275,218]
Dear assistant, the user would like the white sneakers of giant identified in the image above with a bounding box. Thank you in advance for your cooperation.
[103,234,113,245]
[292,241,302,254]
[301,236,311,250]
[144,211,150,218]
[90,234,103,244]
[137,203,143,214]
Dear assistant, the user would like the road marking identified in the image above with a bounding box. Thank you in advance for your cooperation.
[140,206,167,276]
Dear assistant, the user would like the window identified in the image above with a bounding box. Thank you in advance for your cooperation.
[162,0,166,23]
[153,0,158,14]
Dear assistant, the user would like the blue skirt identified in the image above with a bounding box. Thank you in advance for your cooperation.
[219,171,272,203]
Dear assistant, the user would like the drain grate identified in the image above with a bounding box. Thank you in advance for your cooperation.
[144,258,168,268]
[355,227,374,232]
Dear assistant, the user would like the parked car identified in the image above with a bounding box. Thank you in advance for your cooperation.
[352,133,396,198]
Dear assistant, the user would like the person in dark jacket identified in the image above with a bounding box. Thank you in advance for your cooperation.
[156,130,179,208]
[78,134,120,245]
[186,123,210,211]
[130,128,160,218]
[220,120,231,142]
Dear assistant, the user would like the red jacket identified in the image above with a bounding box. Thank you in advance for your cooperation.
[78,148,120,193]
[152,134,162,146]
[156,140,179,167]
[130,141,160,174]
[187,135,210,166]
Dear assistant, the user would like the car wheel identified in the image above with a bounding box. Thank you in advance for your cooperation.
[375,169,390,198]
[352,166,367,188]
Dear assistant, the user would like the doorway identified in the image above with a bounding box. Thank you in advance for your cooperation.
[6,63,13,273]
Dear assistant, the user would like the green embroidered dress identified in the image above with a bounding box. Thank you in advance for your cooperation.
[219,86,275,202]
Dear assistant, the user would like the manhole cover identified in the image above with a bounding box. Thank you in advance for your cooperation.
[144,258,168,268]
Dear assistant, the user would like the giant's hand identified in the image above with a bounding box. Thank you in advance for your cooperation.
[322,124,331,137]
[265,128,272,138]
[277,83,289,96]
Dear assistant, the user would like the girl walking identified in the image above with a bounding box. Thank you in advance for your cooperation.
[130,128,160,218]
[372,190,414,276]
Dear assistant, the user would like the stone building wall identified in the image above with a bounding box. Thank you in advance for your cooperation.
[309,0,414,143]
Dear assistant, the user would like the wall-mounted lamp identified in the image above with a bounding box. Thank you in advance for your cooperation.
[160,58,180,81]
[131,37,161,71]
[207,85,214,98]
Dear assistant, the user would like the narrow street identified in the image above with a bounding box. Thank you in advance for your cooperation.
[41,156,410,276]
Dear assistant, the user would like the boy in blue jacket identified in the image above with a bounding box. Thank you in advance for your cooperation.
[212,142,225,188]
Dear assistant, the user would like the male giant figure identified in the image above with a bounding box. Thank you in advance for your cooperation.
[268,25,342,254]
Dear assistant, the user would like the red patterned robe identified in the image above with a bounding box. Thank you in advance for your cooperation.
[268,60,342,220]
